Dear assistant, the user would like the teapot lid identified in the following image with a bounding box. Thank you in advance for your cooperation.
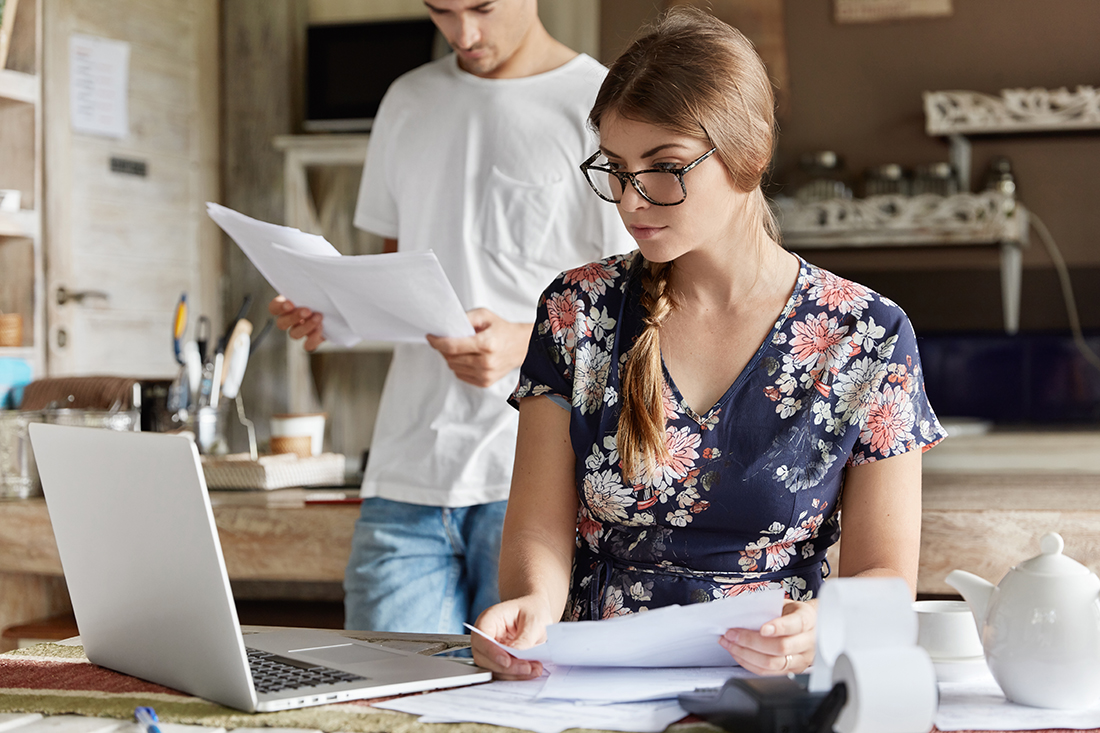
[1018,533,1091,576]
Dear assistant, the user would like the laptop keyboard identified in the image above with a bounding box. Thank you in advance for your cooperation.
[247,647,368,694]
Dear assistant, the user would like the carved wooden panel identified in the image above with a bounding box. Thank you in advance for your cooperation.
[925,87,1100,136]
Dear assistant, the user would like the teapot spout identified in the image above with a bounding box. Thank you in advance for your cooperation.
[946,569,995,635]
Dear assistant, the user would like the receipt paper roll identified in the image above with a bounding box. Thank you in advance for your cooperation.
[832,647,937,733]
[816,577,916,664]
[809,576,917,691]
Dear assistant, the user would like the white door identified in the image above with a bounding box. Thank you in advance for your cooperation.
[43,0,220,377]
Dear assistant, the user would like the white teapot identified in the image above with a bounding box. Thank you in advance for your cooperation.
[946,532,1100,709]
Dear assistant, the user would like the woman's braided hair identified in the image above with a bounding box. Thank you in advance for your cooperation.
[589,6,778,482]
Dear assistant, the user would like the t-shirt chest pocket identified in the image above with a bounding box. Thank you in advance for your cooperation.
[477,166,566,268]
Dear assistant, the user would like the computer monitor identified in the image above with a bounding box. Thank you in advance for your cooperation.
[305,18,441,132]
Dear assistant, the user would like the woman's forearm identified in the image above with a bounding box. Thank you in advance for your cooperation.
[837,449,923,597]
[498,396,581,616]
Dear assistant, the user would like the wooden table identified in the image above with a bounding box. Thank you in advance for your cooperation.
[4,431,1100,646]
[919,430,1100,594]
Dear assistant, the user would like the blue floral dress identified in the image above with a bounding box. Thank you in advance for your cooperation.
[510,251,946,621]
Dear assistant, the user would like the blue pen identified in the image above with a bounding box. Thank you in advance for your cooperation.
[134,706,162,733]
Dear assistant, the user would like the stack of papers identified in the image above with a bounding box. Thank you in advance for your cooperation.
[206,203,474,346]
[376,673,712,733]
[470,589,784,667]
[379,591,785,733]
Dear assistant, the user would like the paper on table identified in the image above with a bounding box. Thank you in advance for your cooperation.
[936,667,1100,731]
[468,589,784,667]
[537,663,755,703]
[206,203,474,345]
[373,676,687,733]
[270,245,475,343]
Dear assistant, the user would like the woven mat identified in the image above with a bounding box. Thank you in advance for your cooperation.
[0,643,720,733]
[3,643,1059,733]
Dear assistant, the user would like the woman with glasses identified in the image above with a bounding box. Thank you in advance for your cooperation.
[471,6,945,679]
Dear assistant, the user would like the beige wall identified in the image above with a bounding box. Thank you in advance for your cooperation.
[599,0,1100,332]
[777,0,1100,331]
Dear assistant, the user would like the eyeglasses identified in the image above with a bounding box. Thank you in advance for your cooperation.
[580,147,717,206]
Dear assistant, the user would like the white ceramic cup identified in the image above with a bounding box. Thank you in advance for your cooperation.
[270,413,326,457]
[913,599,984,660]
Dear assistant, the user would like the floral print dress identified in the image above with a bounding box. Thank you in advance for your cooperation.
[510,252,946,621]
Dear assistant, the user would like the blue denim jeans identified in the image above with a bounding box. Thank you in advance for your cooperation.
[343,497,508,633]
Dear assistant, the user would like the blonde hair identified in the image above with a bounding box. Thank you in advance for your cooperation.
[591,6,779,482]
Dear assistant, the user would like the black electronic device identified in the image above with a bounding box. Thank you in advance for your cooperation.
[678,675,847,733]
[305,18,440,132]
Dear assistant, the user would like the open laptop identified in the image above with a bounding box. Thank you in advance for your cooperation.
[29,423,490,712]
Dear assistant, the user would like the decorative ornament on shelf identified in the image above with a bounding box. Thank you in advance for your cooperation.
[773,191,1027,249]
[924,86,1100,136]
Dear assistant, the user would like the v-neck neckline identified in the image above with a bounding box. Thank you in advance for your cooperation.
[659,257,809,426]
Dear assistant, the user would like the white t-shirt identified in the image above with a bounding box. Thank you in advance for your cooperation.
[354,52,634,507]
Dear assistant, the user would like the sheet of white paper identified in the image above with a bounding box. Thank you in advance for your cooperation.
[935,668,1100,731]
[69,34,130,139]
[373,677,687,733]
[13,716,125,733]
[206,203,360,347]
[538,663,755,703]
[207,203,474,345]
[0,714,44,732]
[270,245,475,342]
[469,589,784,667]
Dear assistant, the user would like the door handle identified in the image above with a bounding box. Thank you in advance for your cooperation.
[56,286,109,306]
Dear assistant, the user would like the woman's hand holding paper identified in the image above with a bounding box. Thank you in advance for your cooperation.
[720,599,817,675]
[470,595,552,680]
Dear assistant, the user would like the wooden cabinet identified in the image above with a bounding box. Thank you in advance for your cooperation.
[1,0,221,385]
[0,0,44,377]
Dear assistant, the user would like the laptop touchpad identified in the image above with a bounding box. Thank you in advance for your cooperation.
[295,643,397,665]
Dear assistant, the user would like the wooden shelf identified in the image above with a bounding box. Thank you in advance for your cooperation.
[0,209,37,238]
[0,69,37,104]
[776,192,1028,334]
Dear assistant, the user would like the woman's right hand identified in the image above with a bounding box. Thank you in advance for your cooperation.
[268,295,326,352]
[470,597,554,680]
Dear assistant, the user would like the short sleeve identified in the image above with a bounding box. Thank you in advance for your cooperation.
[509,278,577,409]
[353,89,399,238]
[846,304,947,465]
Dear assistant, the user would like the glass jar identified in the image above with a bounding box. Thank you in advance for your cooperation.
[911,162,960,197]
[863,163,910,197]
[793,151,854,203]
[0,410,45,499]
[46,408,140,431]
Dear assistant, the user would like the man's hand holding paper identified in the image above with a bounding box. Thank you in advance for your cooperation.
[209,203,475,348]
[427,309,533,388]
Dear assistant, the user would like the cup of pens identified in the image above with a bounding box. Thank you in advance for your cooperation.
[168,292,269,459]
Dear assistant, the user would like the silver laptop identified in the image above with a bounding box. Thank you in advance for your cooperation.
[29,423,490,713]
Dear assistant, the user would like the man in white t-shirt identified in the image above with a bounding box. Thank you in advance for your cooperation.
[270,0,632,633]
